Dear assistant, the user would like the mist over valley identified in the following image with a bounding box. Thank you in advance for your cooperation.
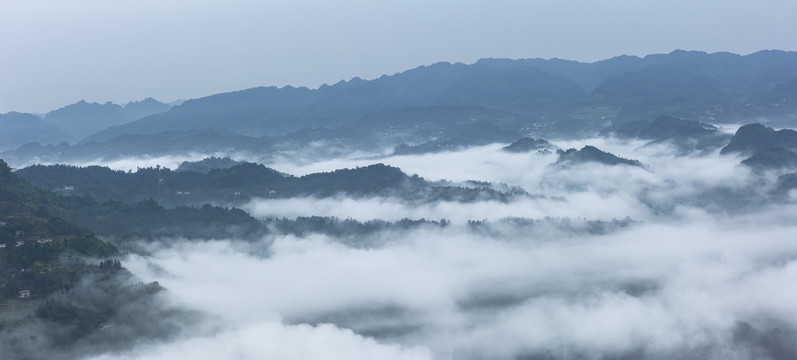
[3,47,797,360]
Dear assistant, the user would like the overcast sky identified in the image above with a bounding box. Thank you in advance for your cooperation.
[2,0,796,114]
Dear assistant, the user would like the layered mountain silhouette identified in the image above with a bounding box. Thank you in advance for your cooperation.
[45,98,171,140]
[83,50,797,141]
[85,64,587,142]
[4,50,797,165]
[122,97,172,121]
[478,49,797,94]
[0,112,72,152]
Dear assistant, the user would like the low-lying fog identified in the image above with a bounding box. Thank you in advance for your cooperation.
[247,138,757,223]
[88,137,797,360]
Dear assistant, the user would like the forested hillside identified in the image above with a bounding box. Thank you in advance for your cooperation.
[0,159,191,359]
[16,162,523,207]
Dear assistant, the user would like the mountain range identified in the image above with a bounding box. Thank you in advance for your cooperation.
[0,98,171,152]
[3,50,797,166]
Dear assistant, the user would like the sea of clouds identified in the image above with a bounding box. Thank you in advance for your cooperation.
[83,136,797,360]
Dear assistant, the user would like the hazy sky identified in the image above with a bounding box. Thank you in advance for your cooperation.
[2,0,796,114]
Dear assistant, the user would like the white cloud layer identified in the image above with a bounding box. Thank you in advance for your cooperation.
[89,321,432,360]
[249,138,755,224]
[109,209,797,359]
[80,138,797,359]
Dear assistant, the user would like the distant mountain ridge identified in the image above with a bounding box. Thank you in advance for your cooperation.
[85,50,797,143]
[121,97,172,122]
[86,64,588,141]
[45,98,171,140]
[0,98,174,153]
[0,112,72,152]
[5,50,797,165]
[478,49,797,94]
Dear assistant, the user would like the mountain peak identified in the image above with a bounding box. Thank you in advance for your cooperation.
[556,146,643,167]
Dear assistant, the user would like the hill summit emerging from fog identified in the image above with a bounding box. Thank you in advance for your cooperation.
[555,146,643,167]
[720,123,797,170]
[721,123,797,155]
[502,137,558,153]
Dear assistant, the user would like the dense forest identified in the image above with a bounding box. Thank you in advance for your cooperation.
[0,159,117,299]
[0,159,192,359]
[16,162,525,207]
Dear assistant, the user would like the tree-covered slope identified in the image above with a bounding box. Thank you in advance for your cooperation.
[16,162,522,208]
[555,146,643,167]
